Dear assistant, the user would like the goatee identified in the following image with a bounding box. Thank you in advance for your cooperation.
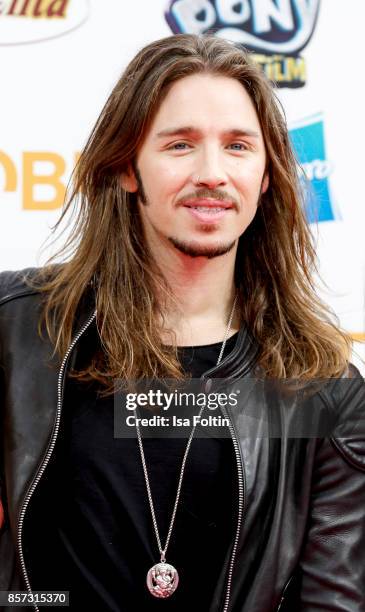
[167,237,236,259]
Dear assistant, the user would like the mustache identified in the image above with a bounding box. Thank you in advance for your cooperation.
[177,188,239,209]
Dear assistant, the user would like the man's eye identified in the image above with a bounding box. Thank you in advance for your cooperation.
[228,143,247,151]
[169,142,190,150]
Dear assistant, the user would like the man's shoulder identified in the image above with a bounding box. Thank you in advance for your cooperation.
[0,267,38,302]
[319,363,365,408]
[318,365,365,472]
[0,265,59,306]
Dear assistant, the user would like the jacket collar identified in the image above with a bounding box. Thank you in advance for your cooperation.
[201,325,260,381]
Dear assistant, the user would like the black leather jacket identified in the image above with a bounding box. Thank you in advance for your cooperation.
[1,269,365,612]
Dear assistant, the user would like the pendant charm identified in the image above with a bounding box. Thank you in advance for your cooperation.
[146,562,179,598]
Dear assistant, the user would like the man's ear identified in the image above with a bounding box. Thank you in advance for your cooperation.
[261,171,269,195]
[120,164,138,193]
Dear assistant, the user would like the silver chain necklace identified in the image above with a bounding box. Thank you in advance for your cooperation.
[135,295,237,599]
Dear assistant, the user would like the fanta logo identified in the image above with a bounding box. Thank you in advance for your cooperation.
[0,0,69,18]
[0,0,89,44]
[166,0,320,53]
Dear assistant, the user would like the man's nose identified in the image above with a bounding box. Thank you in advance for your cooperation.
[192,151,227,189]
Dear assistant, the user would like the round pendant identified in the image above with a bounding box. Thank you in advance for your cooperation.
[146,562,179,598]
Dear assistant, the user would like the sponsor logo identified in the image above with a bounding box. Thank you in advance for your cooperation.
[0,0,89,45]
[0,150,79,209]
[289,113,336,223]
[165,0,321,87]
[0,0,70,17]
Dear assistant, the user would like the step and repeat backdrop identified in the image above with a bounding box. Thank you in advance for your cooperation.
[1,0,364,369]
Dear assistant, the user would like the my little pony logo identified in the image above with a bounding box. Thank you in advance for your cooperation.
[165,0,321,87]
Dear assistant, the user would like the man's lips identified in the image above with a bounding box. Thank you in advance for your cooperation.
[181,199,235,224]
[182,198,234,210]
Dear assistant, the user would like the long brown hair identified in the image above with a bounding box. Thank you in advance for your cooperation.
[32,33,351,387]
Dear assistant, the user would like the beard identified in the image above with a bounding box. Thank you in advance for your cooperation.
[167,236,236,259]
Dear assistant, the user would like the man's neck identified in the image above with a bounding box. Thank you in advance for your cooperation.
[155,245,240,347]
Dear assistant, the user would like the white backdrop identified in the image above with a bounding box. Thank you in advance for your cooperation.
[1,0,364,369]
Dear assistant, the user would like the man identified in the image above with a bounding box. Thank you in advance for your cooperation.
[0,34,364,612]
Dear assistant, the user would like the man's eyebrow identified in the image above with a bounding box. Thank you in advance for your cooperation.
[156,126,260,139]
[156,126,200,138]
[226,128,260,139]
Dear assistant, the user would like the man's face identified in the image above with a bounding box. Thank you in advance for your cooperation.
[122,73,268,259]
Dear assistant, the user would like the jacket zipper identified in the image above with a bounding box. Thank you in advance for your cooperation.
[221,402,246,612]
[16,311,97,612]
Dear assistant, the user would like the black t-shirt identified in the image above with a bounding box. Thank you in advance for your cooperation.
[24,330,238,611]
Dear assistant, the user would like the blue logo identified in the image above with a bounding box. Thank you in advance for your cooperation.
[165,0,321,87]
[289,114,336,223]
